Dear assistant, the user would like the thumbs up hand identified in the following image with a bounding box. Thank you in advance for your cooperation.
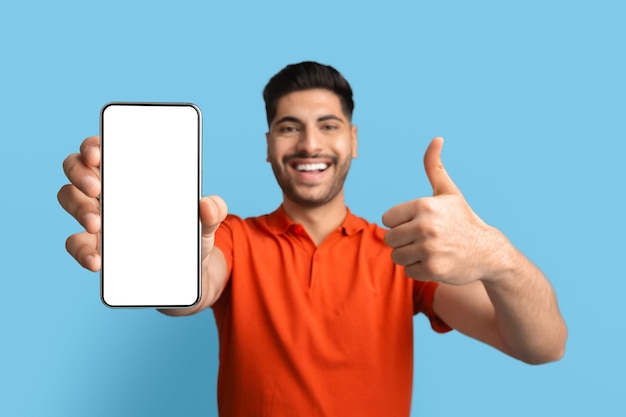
[382,137,505,285]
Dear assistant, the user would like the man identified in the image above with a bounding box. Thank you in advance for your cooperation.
[58,61,567,416]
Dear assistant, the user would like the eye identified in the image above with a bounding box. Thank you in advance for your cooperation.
[278,125,299,134]
[320,124,339,131]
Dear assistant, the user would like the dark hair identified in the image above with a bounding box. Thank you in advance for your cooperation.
[262,61,355,126]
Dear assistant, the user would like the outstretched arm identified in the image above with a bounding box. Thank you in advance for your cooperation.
[383,137,567,364]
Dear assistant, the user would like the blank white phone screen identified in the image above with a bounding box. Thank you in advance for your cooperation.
[100,103,201,308]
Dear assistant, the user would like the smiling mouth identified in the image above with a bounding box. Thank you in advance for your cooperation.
[293,162,330,172]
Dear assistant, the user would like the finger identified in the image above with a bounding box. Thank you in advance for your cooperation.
[403,253,454,283]
[200,195,228,236]
[403,262,430,282]
[384,220,424,249]
[57,184,101,234]
[66,231,101,272]
[382,200,418,229]
[423,136,461,196]
[80,136,101,168]
[390,242,424,267]
[63,153,101,198]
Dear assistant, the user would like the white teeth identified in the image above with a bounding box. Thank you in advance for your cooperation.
[296,163,328,172]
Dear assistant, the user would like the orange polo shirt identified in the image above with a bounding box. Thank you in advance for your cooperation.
[212,206,450,417]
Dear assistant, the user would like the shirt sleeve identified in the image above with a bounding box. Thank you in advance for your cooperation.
[413,281,452,333]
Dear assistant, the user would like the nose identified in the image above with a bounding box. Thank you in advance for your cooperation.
[296,126,322,155]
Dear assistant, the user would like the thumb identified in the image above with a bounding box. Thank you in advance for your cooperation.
[200,195,228,236]
[424,137,461,196]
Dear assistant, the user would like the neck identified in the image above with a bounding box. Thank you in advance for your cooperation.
[282,192,347,246]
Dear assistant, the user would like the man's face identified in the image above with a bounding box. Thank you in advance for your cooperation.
[266,89,358,208]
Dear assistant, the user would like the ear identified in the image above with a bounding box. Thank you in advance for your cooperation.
[351,124,358,158]
[265,131,270,162]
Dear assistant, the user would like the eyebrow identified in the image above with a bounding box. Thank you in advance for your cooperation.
[318,115,344,123]
[273,114,345,125]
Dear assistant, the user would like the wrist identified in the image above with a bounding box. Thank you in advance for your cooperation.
[480,227,521,287]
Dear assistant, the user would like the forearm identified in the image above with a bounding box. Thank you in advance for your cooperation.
[482,233,567,364]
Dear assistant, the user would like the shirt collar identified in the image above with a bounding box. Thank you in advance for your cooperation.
[267,205,366,237]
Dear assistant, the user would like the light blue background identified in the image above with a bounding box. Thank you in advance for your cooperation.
[1,1,624,416]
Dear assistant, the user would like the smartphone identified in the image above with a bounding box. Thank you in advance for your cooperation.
[100,103,201,308]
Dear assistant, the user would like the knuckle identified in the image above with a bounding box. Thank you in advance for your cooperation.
[414,198,434,213]
[390,249,403,265]
[81,136,100,151]
[57,184,69,204]
[413,197,430,212]
[422,260,438,277]
[404,264,422,280]
[391,247,415,266]
[64,156,81,182]
[383,229,394,247]
[65,233,79,254]
[419,261,438,280]
[80,139,90,154]
[381,210,394,227]
[62,153,76,176]
[421,258,449,281]
[416,217,442,240]
[424,223,441,240]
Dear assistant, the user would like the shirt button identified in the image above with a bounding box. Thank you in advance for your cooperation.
[293,225,304,235]
[313,254,321,262]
